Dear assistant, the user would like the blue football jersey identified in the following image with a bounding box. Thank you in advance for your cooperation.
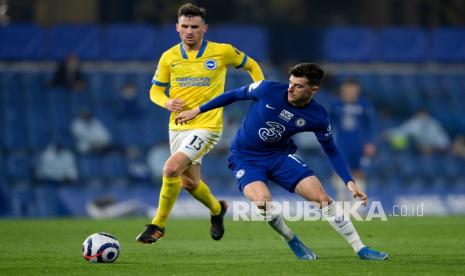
[229,80,332,155]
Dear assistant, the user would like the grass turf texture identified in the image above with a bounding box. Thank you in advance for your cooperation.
[0,217,464,275]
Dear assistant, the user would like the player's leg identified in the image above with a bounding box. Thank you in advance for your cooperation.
[294,176,388,260]
[243,181,317,260]
[136,151,190,244]
[243,181,294,241]
[182,165,222,216]
[182,165,227,240]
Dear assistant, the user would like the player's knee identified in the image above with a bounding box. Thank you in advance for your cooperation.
[315,192,331,205]
[163,162,183,177]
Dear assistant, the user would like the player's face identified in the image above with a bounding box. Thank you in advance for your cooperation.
[176,16,207,50]
[340,83,360,103]
[287,75,319,107]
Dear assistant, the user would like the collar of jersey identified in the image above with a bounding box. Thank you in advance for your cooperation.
[180,40,208,59]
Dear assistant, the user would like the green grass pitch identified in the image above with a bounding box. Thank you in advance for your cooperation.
[0,217,464,275]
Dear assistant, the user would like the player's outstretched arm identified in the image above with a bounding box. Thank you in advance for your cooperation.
[347,181,368,207]
[175,108,201,125]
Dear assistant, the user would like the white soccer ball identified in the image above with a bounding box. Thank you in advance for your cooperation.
[82,232,120,263]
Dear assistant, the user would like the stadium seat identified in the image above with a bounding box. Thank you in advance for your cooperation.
[324,27,377,62]
[35,185,70,217]
[0,24,47,60]
[380,27,428,62]
[159,24,186,53]
[49,24,103,60]
[207,25,269,61]
[104,24,160,61]
[5,151,31,182]
[10,183,37,217]
[78,155,103,181]
[101,152,127,180]
[432,27,465,62]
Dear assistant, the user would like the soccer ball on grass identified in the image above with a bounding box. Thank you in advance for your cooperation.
[82,232,120,263]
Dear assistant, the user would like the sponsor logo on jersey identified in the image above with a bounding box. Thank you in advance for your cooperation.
[258,121,286,142]
[204,59,217,70]
[279,109,294,122]
[295,118,306,127]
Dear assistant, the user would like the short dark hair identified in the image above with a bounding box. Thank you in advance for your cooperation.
[341,78,359,87]
[178,3,206,21]
[289,63,325,86]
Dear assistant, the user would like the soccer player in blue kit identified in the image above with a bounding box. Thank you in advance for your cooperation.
[329,79,377,201]
[175,63,388,261]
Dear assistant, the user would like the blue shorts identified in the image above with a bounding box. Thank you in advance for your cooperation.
[228,152,315,193]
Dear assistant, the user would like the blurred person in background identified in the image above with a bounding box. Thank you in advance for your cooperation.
[115,82,144,119]
[451,135,465,159]
[329,79,376,202]
[147,142,171,184]
[126,145,151,184]
[35,142,78,184]
[385,108,450,155]
[49,53,86,92]
[71,108,112,155]
[136,2,265,244]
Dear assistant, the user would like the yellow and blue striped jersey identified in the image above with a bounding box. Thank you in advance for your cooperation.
[152,40,264,131]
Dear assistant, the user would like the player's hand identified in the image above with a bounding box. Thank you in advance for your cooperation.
[347,181,368,207]
[175,108,201,125]
[165,99,184,112]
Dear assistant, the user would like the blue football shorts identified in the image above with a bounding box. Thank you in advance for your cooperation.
[228,152,315,193]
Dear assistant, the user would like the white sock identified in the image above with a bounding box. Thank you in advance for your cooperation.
[267,213,295,241]
[321,201,365,253]
[257,207,294,242]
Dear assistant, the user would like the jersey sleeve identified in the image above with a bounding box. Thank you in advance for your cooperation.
[151,52,170,87]
[314,112,333,143]
[223,44,248,68]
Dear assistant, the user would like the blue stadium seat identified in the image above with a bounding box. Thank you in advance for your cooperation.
[49,24,103,60]
[0,153,5,181]
[0,180,11,216]
[432,27,465,62]
[324,27,377,62]
[87,72,109,106]
[159,24,184,52]
[5,151,31,181]
[102,153,127,180]
[78,155,103,181]
[380,27,428,62]
[0,24,47,60]
[35,185,70,217]
[10,183,36,217]
[207,25,269,61]
[104,24,160,60]
[26,113,49,150]
[3,107,27,150]
[117,119,144,146]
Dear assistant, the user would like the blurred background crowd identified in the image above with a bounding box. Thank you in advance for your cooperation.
[1,0,465,217]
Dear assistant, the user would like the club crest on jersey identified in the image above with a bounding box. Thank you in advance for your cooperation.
[279,109,294,122]
[235,169,245,179]
[295,118,306,127]
[204,59,217,70]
